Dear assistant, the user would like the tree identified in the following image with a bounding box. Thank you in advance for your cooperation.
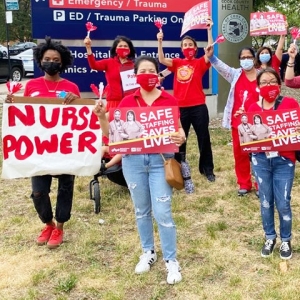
[0,0,32,44]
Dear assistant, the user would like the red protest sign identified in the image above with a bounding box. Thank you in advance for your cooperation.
[238,109,300,153]
[250,12,286,36]
[180,0,211,37]
[108,106,179,154]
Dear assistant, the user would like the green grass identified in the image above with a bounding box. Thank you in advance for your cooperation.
[2,104,300,299]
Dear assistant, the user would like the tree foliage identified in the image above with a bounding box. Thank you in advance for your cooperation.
[0,0,32,45]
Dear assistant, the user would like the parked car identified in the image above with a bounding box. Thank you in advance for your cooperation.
[11,49,34,75]
[9,42,37,56]
[0,45,8,57]
[0,51,25,82]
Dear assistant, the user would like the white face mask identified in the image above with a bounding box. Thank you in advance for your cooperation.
[259,53,271,64]
[240,59,254,70]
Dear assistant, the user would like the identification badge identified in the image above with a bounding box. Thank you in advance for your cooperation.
[265,151,279,159]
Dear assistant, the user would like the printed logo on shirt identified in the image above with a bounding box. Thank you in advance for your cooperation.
[176,65,194,83]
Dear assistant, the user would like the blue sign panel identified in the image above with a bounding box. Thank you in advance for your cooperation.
[34,47,209,92]
[5,0,19,10]
[31,2,207,41]
[31,0,210,92]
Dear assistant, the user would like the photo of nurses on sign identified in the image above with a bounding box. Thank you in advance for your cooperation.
[108,106,179,154]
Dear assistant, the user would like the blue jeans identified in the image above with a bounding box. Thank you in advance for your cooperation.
[122,153,177,261]
[251,153,295,242]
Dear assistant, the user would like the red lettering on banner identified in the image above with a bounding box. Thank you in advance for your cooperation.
[60,132,73,154]
[78,131,97,154]
[89,112,101,130]
[8,105,35,127]
[61,106,78,129]
[34,134,58,154]
[39,106,60,128]
[3,135,34,160]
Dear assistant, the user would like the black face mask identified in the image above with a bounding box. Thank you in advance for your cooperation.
[41,62,61,76]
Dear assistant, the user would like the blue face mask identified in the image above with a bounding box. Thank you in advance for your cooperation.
[259,53,271,64]
[240,59,254,71]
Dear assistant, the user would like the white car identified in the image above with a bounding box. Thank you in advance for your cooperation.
[0,45,8,57]
[11,49,34,75]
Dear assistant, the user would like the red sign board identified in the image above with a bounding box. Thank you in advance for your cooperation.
[239,109,300,153]
[180,0,211,36]
[250,12,286,36]
[49,0,200,13]
[108,106,179,154]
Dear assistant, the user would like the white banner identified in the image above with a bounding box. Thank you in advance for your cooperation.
[1,103,102,179]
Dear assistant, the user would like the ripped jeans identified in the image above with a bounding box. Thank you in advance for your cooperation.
[122,153,177,261]
[31,175,75,224]
[252,153,295,242]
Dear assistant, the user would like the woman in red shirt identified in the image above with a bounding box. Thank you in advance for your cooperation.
[254,30,287,73]
[84,35,136,110]
[6,37,80,249]
[157,17,215,182]
[246,68,298,260]
[94,55,186,285]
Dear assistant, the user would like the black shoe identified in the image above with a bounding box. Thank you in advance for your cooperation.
[280,241,292,260]
[261,239,276,257]
[238,189,249,196]
[206,174,216,182]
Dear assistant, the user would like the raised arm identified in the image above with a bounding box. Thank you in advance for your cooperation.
[157,31,173,67]
[274,21,288,61]
[93,100,109,137]
[204,16,214,63]
[204,45,237,83]
[84,37,93,55]
[285,44,297,81]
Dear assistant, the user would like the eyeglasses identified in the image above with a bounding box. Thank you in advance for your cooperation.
[240,56,254,60]
[259,79,278,86]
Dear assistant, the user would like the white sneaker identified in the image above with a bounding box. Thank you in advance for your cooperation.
[135,250,157,274]
[165,260,182,284]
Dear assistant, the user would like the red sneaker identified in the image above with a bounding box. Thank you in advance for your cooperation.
[47,228,63,249]
[36,225,56,245]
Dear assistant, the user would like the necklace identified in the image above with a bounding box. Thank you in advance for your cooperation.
[43,78,61,92]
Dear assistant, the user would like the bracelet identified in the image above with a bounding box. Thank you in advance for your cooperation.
[287,64,294,68]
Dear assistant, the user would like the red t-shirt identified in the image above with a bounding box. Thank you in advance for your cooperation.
[248,96,299,162]
[24,77,80,97]
[271,55,281,73]
[118,89,179,109]
[87,55,135,105]
[168,57,211,108]
[232,71,259,128]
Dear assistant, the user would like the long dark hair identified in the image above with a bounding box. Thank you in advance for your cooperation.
[34,36,73,72]
[110,36,136,60]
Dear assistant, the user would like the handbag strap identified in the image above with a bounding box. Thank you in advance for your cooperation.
[160,153,166,162]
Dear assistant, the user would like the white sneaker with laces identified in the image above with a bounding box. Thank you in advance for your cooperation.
[165,260,182,284]
[135,250,157,274]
